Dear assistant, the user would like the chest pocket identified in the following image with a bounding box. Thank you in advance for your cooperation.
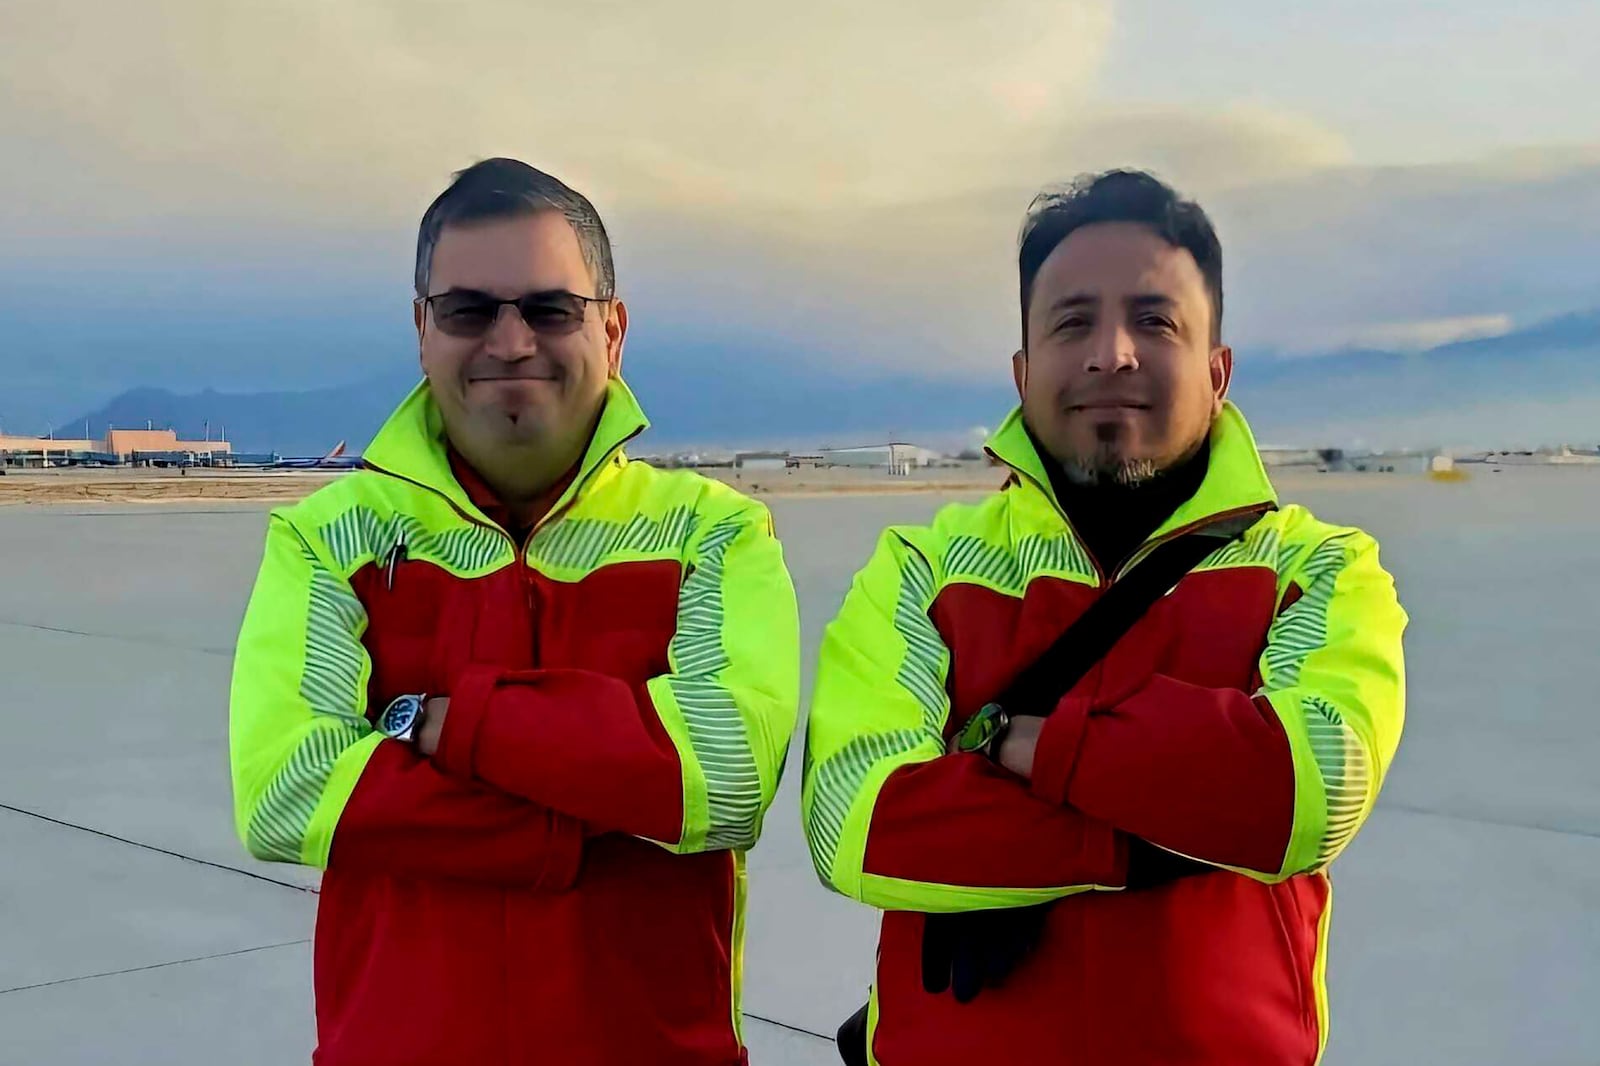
[530,559,684,687]
[1157,566,1281,691]
[357,559,528,710]
[358,550,686,711]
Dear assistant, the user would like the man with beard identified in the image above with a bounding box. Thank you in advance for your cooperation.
[803,169,1406,1065]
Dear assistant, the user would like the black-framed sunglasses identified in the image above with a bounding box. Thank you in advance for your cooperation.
[417,289,609,339]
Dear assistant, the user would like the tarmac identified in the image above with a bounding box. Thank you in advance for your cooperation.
[2,469,1597,1064]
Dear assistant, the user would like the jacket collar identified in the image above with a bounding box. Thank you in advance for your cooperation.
[985,399,1278,547]
[362,376,650,530]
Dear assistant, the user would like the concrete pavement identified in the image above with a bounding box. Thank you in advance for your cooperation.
[2,472,1597,1064]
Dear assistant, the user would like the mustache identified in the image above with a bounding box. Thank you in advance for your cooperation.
[1061,394,1152,410]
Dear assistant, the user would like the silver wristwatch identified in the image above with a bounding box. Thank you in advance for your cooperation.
[375,693,429,743]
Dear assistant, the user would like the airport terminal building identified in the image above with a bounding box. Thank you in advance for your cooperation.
[0,428,232,468]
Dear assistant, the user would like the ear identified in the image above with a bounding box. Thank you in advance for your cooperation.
[1209,345,1233,416]
[1011,348,1028,403]
[605,299,629,378]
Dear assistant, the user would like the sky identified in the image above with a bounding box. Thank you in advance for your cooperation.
[2,0,1599,436]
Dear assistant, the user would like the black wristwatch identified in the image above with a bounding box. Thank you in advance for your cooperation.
[949,701,1011,758]
[375,693,429,743]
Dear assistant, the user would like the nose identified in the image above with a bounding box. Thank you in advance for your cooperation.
[482,303,538,361]
[1084,321,1139,374]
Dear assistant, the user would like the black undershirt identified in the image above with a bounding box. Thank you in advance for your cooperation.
[1039,438,1212,577]
[1032,435,1218,888]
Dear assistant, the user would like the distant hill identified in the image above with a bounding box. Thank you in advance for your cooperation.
[1228,309,1600,446]
[1237,309,1600,407]
[54,364,1019,455]
[57,380,403,456]
[58,309,1600,454]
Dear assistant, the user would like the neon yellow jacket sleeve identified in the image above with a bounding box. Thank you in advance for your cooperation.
[650,499,802,852]
[1029,521,1406,882]
[230,510,376,868]
[1259,527,1408,874]
[802,527,1127,913]
[230,510,585,887]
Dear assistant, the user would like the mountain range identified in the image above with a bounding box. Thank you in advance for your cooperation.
[54,309,1600,456]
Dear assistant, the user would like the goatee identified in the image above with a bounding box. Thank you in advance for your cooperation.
[1055,453,1162,488]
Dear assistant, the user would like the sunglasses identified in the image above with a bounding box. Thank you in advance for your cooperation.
[418,289,608,339]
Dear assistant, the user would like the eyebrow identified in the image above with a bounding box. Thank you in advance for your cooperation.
[1046,293,1098,313]
[1047,292,1180,313]
[437,287,575,300]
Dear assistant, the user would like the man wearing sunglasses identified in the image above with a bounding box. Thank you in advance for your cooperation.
[803,170,1406,1064]
[230,158,800,1065]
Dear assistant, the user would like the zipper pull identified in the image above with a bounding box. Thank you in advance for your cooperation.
[385,530,408,591]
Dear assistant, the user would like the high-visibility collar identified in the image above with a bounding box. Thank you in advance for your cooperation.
[984,399,1279,548]
[362,375,650,531]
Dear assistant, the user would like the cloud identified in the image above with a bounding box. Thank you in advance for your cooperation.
[1212,148,1600,352]
[3,0,1598,437]
[1308,313,1516,354]
[611,102,1355,379]
[3,0,1367,396]
[1,0,1351,244]
[1034,102,1353,194]
[0,0,1113,229]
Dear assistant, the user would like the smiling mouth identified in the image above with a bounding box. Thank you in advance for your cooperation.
[470,375,559,384]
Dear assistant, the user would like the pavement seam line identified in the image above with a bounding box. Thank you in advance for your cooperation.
[0,939,311,996]
[1380,800,1600,841]
[0,802,316,894]
[742,1011,833,1042]
[0,618,234,657]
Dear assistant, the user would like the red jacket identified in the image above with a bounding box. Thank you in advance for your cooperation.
[802,404,1407,1064]
[230,380,800,1064]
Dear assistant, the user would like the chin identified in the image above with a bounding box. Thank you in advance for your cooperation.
[1052,435,1163,487]
[1058,456,1160,488]
[484,389,550,416]
[495,413,550,442]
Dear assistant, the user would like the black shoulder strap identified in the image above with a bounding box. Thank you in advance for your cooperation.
[997,518,1253,716]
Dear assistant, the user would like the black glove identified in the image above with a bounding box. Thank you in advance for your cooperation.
[917,839,1211,1005]
[835,1002,870,1066]
[1125,834,1214,890]
[920,903,1053,1003]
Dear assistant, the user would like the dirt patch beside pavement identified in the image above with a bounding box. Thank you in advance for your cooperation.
[0,470,343,505]
[0,464,1363,507]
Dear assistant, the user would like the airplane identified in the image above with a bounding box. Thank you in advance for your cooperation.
[271,440,363,470]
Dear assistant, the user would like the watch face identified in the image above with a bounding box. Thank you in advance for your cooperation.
[378,695,422,738]
[950,702,1006,755]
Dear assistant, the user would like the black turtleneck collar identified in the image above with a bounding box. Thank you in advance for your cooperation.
[1037,436,1212,577]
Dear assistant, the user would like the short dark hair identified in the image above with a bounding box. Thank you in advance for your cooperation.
[1018,169,1223,345]
[414,157,616,299]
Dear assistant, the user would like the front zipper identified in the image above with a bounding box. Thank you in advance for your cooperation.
[1110,502,1276,582]
[363,431,641,665]
[517,531,540,663]
[361,459,508,537]
[526,428,642,540]
[514,435,638,665]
